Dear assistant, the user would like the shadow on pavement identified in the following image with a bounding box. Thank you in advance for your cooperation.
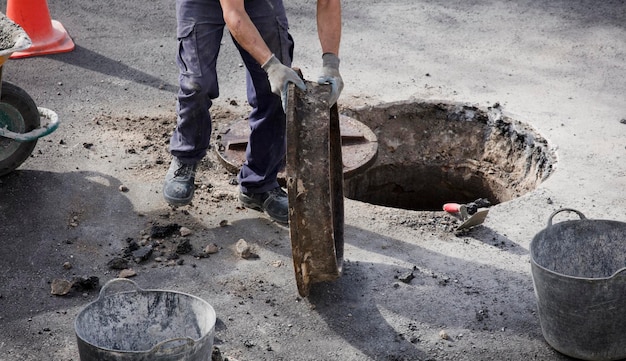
[0,170,142,323]
[52,45,178,93]
[305,223,567,360]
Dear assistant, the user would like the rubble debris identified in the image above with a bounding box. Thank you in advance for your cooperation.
[193,250,211,259]
[107,257,129,270]
[121,238,141,258]
[180,226,192,237]
[396,271,415,284]
[271,260,283,268]
[212,347,240,361]
[72,276,100,292]
[204,243,219,254]
[193,243,219,258]
[132,245,154,262]
[235,239,257,259]
[118,269,137,278]
[51,279,73,296]
[212,347,224,361]
[51,276,100,296]
[150,223,180,239]
[176,239,193,254]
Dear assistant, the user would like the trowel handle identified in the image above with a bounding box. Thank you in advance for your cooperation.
[547,208,586,227]
[98,278,143,299]
[443,203,462,213]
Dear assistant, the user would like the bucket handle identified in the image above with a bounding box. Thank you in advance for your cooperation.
[150,337,196,354]
[98,278,143,299]
[547,208,586,227]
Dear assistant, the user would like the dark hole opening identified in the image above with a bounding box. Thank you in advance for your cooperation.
[342,101,556,211]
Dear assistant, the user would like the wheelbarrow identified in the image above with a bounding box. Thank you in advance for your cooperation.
[0,14,60,176]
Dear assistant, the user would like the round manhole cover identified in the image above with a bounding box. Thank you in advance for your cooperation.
[215,115,378,181]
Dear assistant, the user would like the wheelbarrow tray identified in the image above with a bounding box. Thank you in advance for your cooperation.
[0,13,32,63]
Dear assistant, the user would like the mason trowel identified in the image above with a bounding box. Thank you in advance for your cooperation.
[443,198,491,231]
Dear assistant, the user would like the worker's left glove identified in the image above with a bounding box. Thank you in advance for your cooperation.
[262,54,306,112]
[317,53,343,107]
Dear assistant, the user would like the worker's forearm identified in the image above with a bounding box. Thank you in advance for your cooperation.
[221,1,273,65]
[317,0,341,55]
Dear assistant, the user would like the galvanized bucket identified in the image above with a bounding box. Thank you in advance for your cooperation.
[530,208,626,361]
[75,278,216,361]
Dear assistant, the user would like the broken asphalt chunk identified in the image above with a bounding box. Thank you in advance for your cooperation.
[150,223,180,238]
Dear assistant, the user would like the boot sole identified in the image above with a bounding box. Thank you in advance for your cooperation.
[239,193,288,224]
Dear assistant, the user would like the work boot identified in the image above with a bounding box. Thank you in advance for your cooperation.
[239,187,289,224]
[163,157,197,206]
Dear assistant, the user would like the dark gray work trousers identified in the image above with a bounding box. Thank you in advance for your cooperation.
[170,0,294,194]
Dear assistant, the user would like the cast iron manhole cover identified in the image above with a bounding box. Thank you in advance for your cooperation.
[215,115,378,181]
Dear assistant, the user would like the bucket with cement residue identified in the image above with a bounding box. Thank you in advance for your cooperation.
[530,208,626,361]
[75,278,216,361]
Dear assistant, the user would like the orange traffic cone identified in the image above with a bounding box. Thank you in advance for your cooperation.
[6,0,75,59]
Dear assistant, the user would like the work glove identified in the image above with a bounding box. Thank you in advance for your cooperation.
[317,52,343,107]
[262,54,306,112]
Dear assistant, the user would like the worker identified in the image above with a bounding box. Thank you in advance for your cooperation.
[163,0,343,224]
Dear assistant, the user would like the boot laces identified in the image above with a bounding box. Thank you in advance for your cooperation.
[174,163,195,178]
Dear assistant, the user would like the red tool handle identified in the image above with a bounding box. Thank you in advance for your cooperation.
[443,203,461,213]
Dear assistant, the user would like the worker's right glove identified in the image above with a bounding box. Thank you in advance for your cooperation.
[262,54,306,112]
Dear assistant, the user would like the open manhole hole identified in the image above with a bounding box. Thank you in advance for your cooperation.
[341,100,557,211]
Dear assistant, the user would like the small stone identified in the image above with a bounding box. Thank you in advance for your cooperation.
[107,257,129,270]
[397,271,415,284]
[235,239,257,259]
[204,243,219,254]
[271,260,283,268]
[51,279,73,296]
[439,330,449,340]
[150,223,180,238]
[119,185,129,192]
[211,346,224,361]
[219,220,229,227]
[62,262,72,270]
[176,239,193,254]
[132,245,153,262]
[193,251,210,259]
[118,269,137,278]
[155,257,163,262]
[180,227,192,237]
[72,276,99,292]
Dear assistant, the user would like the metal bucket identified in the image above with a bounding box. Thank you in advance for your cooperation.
[530,208,626,361]
[75,278,216,361]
